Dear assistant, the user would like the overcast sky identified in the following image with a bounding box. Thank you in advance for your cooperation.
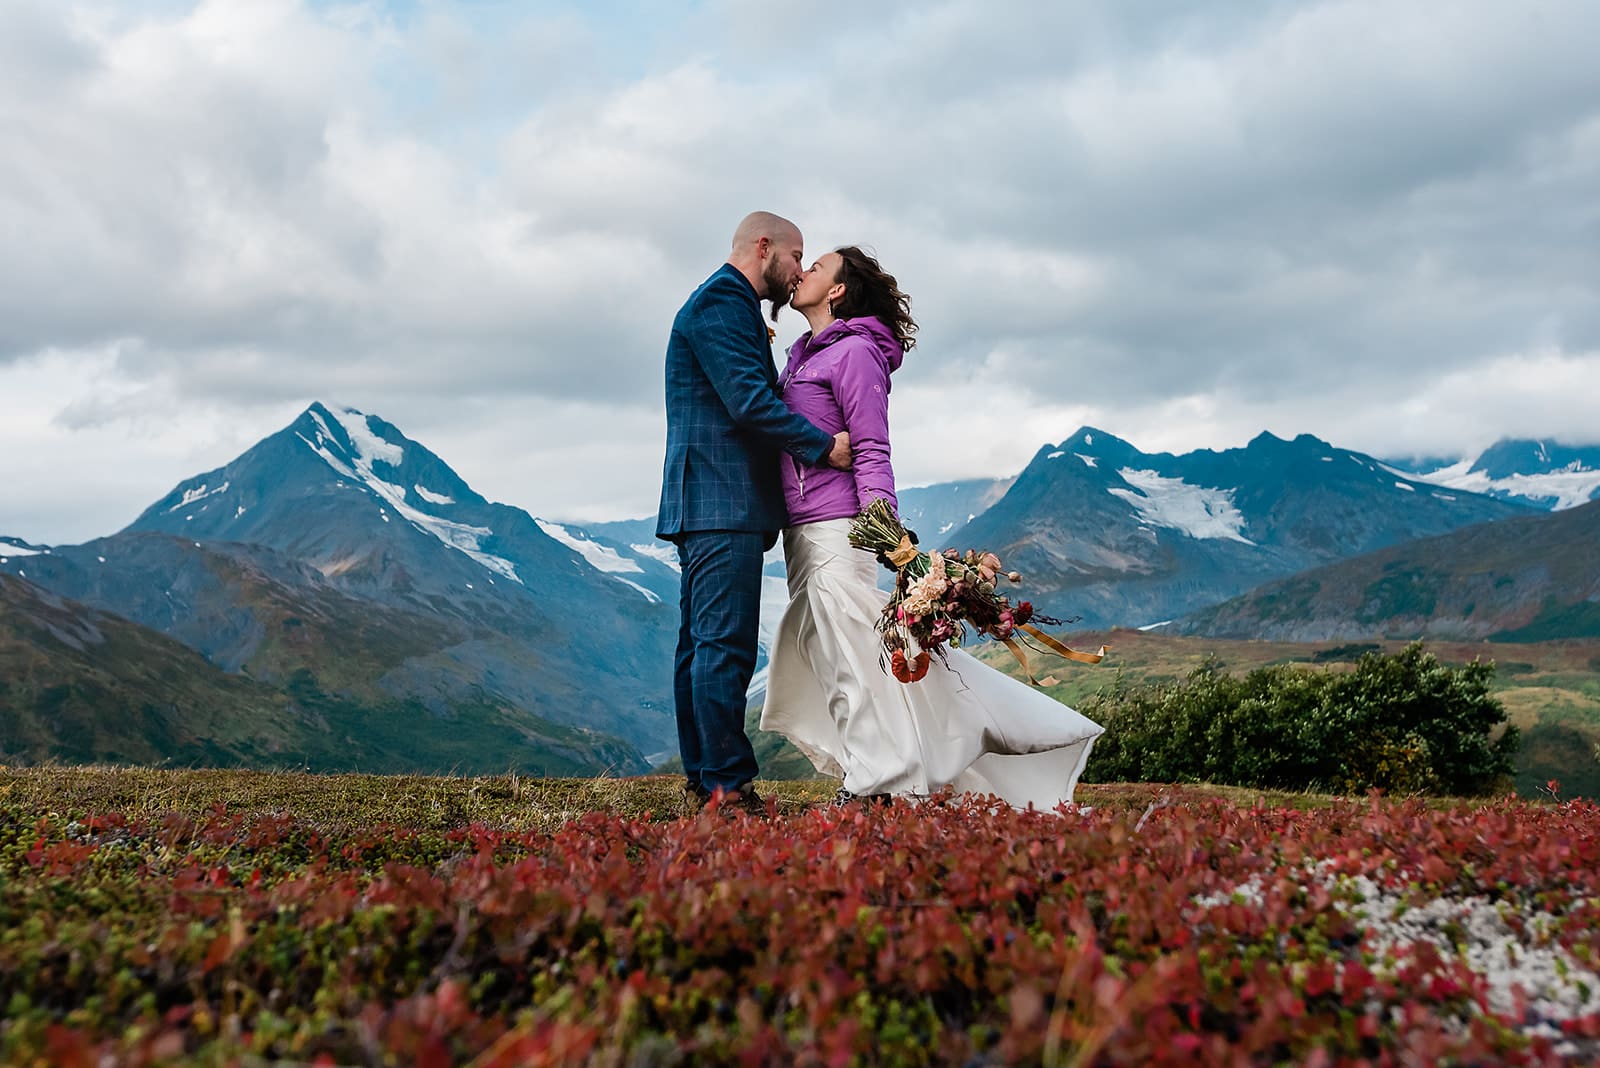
[3,0,1598,544]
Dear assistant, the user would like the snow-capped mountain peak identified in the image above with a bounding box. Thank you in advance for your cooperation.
[1400,438,1600,511]
[301,405,522,583]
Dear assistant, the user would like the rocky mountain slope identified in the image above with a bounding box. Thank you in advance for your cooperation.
[1178,499,1600,642]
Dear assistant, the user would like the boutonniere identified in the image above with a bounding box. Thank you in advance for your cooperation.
[767,327,776,344]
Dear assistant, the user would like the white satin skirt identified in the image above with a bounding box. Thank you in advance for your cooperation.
[760,518,1104,809]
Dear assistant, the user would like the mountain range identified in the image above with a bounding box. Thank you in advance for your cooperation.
[947,428,1531,628]
[3,409,1597,775]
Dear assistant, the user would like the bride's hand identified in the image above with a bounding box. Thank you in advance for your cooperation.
[827,431,853,470]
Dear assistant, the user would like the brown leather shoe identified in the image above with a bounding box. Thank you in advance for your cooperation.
[709,787,768,817]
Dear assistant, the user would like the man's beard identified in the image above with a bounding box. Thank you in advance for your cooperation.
[762,260,790,322]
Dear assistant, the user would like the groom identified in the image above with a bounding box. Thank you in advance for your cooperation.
[657,211,852,813]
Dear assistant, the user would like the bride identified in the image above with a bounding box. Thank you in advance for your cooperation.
[760,246,1104,810]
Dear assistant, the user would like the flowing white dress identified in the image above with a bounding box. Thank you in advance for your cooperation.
[760,518,1104,810]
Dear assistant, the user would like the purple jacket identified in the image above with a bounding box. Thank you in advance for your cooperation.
[778,316,905,525]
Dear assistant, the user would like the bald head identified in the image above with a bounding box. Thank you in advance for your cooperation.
[731,211,800,254]
[726,211,805,317]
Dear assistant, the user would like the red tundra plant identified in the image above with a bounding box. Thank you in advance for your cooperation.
[4,788,1600,1065]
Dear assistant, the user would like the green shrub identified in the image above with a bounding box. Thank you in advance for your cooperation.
[1083,642,1518,795]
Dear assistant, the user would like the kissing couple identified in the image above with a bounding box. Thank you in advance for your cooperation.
[656,211,1103,814]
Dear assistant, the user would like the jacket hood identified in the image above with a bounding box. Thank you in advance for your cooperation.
[799,316,906,374]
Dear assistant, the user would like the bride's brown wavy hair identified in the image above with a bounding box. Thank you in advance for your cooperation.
[830,246,918,352]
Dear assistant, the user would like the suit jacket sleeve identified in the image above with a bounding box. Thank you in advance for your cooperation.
[833,340,898,511]
[690,286,835,464]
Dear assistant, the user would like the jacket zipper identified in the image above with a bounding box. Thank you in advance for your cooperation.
[783,331,839,505]
[782,350,809,503]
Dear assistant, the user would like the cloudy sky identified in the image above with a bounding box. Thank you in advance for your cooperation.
[3,0,1598,544]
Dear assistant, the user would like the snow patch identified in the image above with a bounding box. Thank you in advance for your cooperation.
[167,481,230,513]
[1321,456,1333,462]
[937,522,955,535]
[1084,433,1094,444]
[537,521,643,574]
[328,407,403,468]
[1108,469,1254,544]
[0,540,42,557]
[1433,493,1457,501]
[629,541,681,572]
[414,485,454,506]
[1137,620,1172,631]
[1394,481,1415,492]
[297,432,356,479]
[1410,459,1600,511]
[1076,453,1098,468]
[1047,450,1065,459]
[615,577,662,603]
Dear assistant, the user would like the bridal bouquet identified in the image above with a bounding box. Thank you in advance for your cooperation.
[848,498,1106,684]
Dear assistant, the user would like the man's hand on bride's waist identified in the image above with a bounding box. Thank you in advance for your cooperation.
[826,431,852,470]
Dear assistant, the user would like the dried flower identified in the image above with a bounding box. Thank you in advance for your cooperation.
[846,497,1086,684]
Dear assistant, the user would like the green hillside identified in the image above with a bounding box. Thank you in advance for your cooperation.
[0,573,644,776]
[1181,499,1600,642]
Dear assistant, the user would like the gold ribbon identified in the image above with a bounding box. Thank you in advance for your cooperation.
[998,628,1111,688]
[1019,625,1110,665]
[999,635,1061,688]
[886,535,920,568]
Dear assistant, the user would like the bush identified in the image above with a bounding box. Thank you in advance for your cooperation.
[1084,642,1518,795]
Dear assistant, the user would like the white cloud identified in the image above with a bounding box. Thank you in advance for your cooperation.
[1,0,1598,541]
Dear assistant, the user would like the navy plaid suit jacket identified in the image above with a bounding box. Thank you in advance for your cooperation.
[656,265,834,544]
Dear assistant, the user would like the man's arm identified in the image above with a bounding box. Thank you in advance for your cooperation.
[690,286,837,465]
